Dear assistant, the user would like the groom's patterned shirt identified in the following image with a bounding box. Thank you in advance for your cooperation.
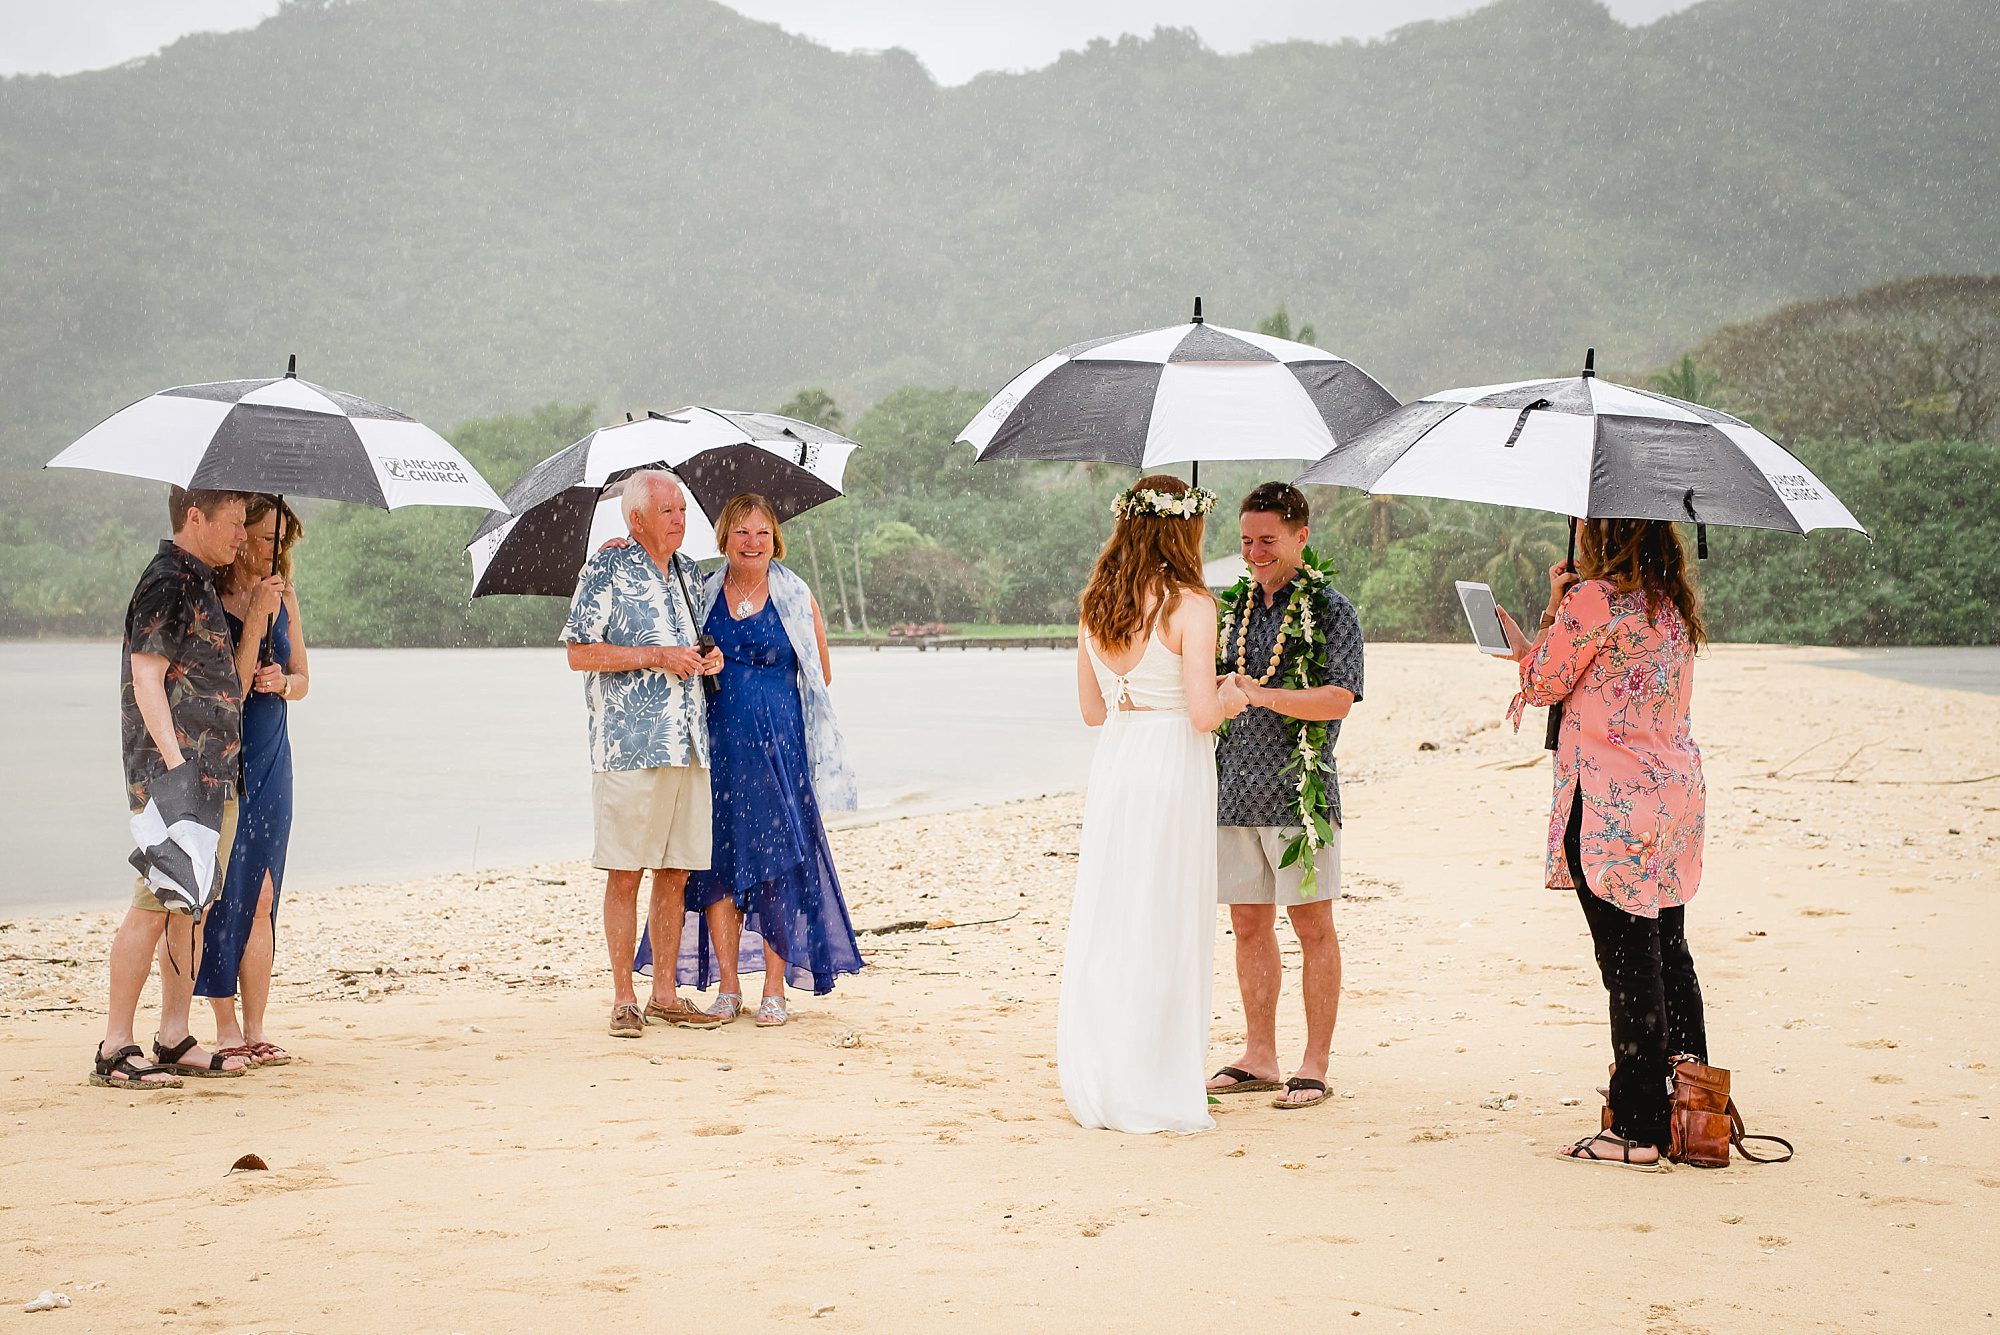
[561,543,709,773]
[1216,575,1365,828]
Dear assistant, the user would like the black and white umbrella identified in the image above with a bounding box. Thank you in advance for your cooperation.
[958,299,1397,471]
[1294,350,1865,542]
[1296,349,1865,749]
[467,412,855,597]
[47,357,506,513]
[128,762,225,915]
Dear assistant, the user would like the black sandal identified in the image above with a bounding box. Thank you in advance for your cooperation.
[1208,1066,1283,1095]
[89,1043,183,1091]
[1559,1130,1663,1171]
[152,1035,247,1078]
[1271,1076,1331,1110]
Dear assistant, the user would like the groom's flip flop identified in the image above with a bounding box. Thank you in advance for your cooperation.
[1209,1066,1283,1095]
[1271,1077,1330,1110]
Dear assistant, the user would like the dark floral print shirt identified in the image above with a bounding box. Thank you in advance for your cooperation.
[121,541,242,811]
[1215,578,1365,828]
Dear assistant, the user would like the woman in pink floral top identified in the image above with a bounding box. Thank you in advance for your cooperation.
[1498,517,1709,1170]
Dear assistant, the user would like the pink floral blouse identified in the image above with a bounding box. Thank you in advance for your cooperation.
[1507,580,1705,917]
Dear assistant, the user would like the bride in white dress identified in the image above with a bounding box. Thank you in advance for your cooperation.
[1059,475,1248,1134]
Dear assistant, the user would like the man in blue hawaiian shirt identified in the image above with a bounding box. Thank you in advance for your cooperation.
[563,470,725,1038]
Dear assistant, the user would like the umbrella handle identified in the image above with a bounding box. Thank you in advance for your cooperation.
[1543,517,1577,751]
[261,496,285,669]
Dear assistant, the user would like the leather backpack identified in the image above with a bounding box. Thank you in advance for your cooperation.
[1601,1058,1794,1167]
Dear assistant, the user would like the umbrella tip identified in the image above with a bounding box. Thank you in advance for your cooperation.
[625,412,635,422]
[1582,347,1596,379]
[1192,296,1204,325]
[285,354,297,379]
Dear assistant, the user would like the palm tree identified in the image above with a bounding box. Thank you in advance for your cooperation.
[1648,354,1722,406]
[1314,487,1433,563]
[776,387,845,432]
[1257,306,1318,346]
[1447,505,1567,612]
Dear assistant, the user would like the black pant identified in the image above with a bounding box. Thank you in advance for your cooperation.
[1566,799,1707,1148]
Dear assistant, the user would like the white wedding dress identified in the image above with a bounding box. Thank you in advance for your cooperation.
[1058,628,1217,1134]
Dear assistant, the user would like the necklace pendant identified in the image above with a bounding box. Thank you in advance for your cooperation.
[735,597,754,616]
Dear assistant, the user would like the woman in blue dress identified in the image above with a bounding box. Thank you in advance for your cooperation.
[196,495,308,1067]
[636,493,862,1025]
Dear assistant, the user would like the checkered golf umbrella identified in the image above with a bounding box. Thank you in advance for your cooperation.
[467,409,855,596]
[958,298,1398,469]
[1294,350,1865,539]
[128,762,225,915]
[1298,349,1866,752]
[47,357,506,512]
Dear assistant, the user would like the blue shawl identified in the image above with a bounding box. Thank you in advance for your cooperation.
[701,559,859,812]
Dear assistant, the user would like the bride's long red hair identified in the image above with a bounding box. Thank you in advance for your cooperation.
[1079,474,1212,648]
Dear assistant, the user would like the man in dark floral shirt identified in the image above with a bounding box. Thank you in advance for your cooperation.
[1208,483,1364,1112]
[93,487,271,1090]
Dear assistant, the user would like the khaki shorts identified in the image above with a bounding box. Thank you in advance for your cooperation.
[1217,823,1342,906]
[592,765,712,872]
[131,795,238,912]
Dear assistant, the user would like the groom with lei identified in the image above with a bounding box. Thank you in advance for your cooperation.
[1208,482,1364,1111]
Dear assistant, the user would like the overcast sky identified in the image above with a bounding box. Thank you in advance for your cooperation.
[0,0,1700,84]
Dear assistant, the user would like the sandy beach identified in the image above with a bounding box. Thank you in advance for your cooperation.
[2,643,1995,1331]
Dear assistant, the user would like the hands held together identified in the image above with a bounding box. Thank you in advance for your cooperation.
[653,645,725,678]
[1217,674,1250,719]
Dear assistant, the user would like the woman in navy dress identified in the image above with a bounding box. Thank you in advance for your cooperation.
[636,494,862,1025]
[196,496,308,1066]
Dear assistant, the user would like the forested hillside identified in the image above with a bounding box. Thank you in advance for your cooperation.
[3,0,1995,641]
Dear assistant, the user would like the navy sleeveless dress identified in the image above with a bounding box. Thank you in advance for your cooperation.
[195,604,294,999]
[635,597,862,994]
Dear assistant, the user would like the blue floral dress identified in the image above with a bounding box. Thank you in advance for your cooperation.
[636,598,863,994]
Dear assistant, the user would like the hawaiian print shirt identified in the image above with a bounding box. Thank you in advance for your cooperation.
[1508,580,1705,918]
[562,543,709,773]
[121,540,242,812]
[1216,577,1365,828]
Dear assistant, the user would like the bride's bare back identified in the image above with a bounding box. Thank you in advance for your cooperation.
[1077,592,1243,732]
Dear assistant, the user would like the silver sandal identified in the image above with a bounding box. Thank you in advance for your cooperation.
[754,996,788,1028]
[705,993,743,1022]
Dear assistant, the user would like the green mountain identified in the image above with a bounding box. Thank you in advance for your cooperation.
[3,0,1995,539]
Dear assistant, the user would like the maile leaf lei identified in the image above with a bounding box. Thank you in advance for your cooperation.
[1216,545,1341,899]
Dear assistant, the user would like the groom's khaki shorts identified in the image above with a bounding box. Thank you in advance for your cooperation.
[592,764,712,871]
[1217,824,1342,906]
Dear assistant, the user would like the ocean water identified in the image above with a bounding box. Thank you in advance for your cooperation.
[1,642,1096,913]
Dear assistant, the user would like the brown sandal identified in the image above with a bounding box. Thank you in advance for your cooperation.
[1208,1066,1283,1095]
[89,1043,182,1091]
[152,1035,248,1078]
[1271,1076,1331,1110]
[608,1003,645,1038]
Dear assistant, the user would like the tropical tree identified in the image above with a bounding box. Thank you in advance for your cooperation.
[1313,486,1433,564]
[1448,504,1569,617]
[1648,353,1723,405]
[1257,305,1317,346]
[775,387,845,432]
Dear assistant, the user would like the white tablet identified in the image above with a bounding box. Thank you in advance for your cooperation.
[1455,580,1514,655]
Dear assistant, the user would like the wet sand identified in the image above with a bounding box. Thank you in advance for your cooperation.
[2,643,1996,1330]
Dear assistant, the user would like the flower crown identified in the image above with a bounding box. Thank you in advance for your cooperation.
[1110,484,1218,520]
